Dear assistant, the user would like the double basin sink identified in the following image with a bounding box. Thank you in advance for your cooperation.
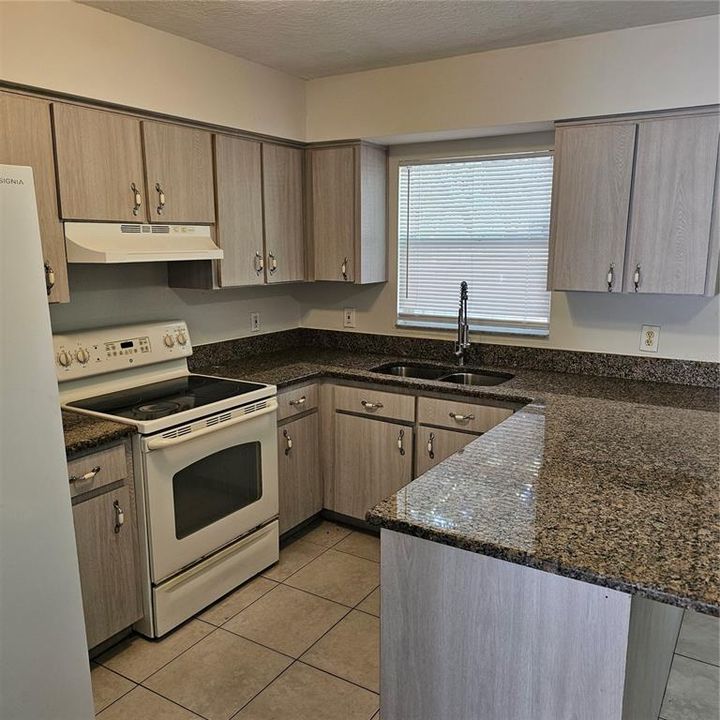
[371,363,513,387]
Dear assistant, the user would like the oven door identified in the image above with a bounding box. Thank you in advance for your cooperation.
[141,399,278,583]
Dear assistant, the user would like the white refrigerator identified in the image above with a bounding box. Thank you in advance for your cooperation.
[0,165,94,719]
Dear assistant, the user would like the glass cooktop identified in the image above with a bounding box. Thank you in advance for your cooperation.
[68,375,266,421]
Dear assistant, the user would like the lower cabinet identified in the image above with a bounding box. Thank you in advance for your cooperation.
[70,441,142,649]
[415,425,478,477]
[330,412,413,520]
[277,412,321,534]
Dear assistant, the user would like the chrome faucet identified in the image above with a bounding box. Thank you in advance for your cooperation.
[454,281,470,366]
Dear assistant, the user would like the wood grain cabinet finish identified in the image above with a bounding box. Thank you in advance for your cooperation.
[72,483,142,649]
[214,135,264,287]
[53,103,146,223]
[624,114,720,295]
[277,413,321,534]
[333,385,415,423]
[0,92,69,303]
[263,143,305,283]
[416,396,513,434]
[330,413,413,520]
[415,426,477,477]
[309,143,387,284]
[142,121,215,224]
[548,122,636,292]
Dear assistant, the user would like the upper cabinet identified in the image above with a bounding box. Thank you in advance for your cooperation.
[142,121,215,224]
[53,104,146,223]
[308,142,387,284]
[548,109,720,295]
[0,92,69,303]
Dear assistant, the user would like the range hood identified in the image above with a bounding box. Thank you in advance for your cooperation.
[64,222,224,263]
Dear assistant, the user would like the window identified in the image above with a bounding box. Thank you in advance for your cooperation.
[397,153,553,335]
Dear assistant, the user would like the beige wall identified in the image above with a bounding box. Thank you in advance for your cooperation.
[305,16,720,142]
[296,134,720,362]
[0,1,306,140]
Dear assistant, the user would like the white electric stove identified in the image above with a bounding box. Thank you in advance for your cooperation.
[55,321,279,637]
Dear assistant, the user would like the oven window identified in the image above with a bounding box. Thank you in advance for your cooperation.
[172,442,262,539]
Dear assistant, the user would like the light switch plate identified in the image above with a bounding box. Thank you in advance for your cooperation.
[640,325,660,353]
[343,307,356,328]
[250,312,261,333]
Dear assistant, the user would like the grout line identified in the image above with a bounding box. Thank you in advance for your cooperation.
[280,576,380,609]
[672,651,720,669]
[96,684,209,720]
[332,546,381,564]
[657,612,685,715]
[92,677,136,717]
[295,659,380,696]
[227,660,300,719]
[199,577,280,627]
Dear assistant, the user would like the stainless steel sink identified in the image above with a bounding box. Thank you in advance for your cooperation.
[371,364,448,380]
[439,371,513,386]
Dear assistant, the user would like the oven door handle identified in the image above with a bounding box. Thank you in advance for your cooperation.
[145,403,277,451]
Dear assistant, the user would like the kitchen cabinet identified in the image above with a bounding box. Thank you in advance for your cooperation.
[330,412,413,520]
[624,114,720,295]
[0,92,69,303]
[263,143,305,283]
[142,121,215,224]
[53,103,146,223]
[277,412,321,534]
[308,143,387,284]
[416,396,513,434]
[415,426,477,477]
[69,440,142,649]
[549,109,720,295]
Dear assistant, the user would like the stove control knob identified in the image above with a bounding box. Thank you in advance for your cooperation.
[57,349,73,368]
[75,347,90,365]
[176,330,188,346]
[163,333,175,348]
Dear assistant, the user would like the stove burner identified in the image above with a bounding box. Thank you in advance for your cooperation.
[135,401,182,419]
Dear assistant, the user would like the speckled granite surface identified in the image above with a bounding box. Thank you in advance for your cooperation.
[192,346,720,615]
[62,410,135,457]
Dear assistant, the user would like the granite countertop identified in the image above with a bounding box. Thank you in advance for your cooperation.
[62,410,135,457]
[194,347,720,615]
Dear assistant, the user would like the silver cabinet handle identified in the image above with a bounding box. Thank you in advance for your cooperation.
[155,183,166,215]
[607,263,615,292]
[254,251,264,275]
[113,499,124,534]
[397,428,406,456]
[283,428,293,455]
[361,400,384,411]
[131,182,142,216]
[449,412,475,422]
[427,432,435,459]
[68,465,101,484]
[44,261,55,296]
[633,264,641,292]
[341,257,349,281]
[288,396,306,407]
[268,252,278,274]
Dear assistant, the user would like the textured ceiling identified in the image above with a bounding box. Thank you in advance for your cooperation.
[80,0,719,79]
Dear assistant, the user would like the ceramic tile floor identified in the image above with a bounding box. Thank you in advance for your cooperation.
[90,519,719,720]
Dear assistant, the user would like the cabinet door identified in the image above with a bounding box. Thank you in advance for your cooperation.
[53,103,146,223]
[331,413,412,520]
[72,486,142,649]
[624,114,720,295]
[214,135,264,286]
[310,146,355,282]
[263,144,305,283]
[142,121,215,223]
[415,426,476,478]
[0,93,69,303]
[277,413,321,534]
[549,123,636,292]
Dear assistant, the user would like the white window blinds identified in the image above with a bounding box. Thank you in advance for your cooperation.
[397,153,553,335]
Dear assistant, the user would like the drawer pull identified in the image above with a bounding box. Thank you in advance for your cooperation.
[131,182,142,216]
[633,264,641,292]
[283,428,293,455]
[606,263,615,292]
[69,465,101,484]
[427,432,435,459]
[361,400,384,411]
[268,252,278,274]
[341,257,349,281]
[254,251,264,275]
[449,412,475,422]
[155,183,166,215]
[397,428,406,456]
[113,499,124,533]
[288,396,307,407]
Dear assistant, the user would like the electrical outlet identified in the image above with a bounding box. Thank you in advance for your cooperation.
[343,307,356,328]
[640,325,660,353]
[250,312,261,333]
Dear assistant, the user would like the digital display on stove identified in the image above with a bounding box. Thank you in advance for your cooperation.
[120,340,134,349]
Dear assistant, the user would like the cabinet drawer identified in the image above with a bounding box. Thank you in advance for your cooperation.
[334,385,415,422]
[277,384,319,421]
[417,397,512,434]
[68,443,128,498]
